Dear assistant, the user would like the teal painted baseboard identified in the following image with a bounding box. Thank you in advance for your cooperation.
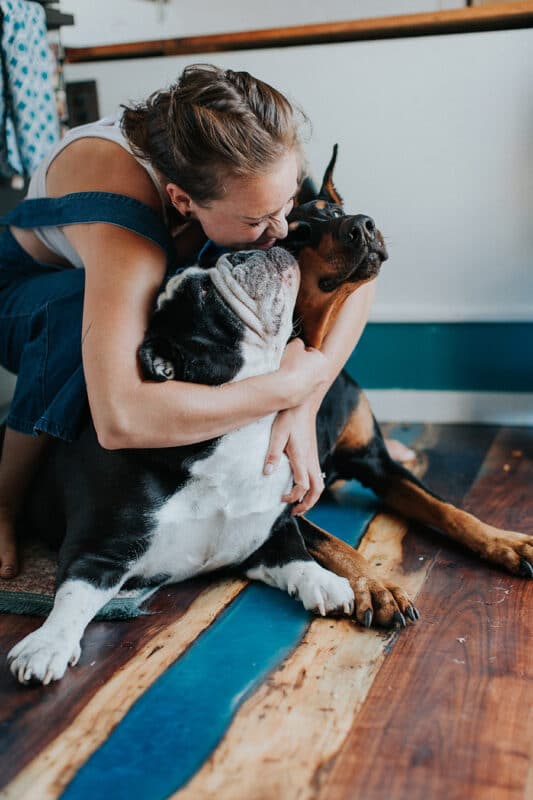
[346,322,533,392]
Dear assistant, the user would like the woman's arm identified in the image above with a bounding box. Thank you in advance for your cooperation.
[68,222,327,450]
[304,280,376,413]
[47,139,326,449]
[264,280,377,515]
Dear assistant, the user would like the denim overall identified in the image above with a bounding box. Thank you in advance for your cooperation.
[0,191,187,441]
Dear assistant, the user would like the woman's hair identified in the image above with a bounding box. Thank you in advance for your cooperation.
[120,63,308,206]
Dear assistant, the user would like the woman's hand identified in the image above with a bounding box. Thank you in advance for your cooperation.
[263,401,325,516]
[277,338,329,407]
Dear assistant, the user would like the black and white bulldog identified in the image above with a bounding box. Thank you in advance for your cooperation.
[7,246,355,685]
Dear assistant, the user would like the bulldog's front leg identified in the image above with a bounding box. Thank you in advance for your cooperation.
[239,512,354,616]
[8,578,121,685]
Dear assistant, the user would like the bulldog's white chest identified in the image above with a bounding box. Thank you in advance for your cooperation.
[133,415,293,582]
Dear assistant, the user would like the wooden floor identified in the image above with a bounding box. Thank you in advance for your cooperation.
[0,423,532,800]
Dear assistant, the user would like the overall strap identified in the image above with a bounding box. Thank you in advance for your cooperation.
[0,191,176,264]
[197,238,230,267]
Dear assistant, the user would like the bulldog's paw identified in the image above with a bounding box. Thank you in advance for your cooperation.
[288,561,355,617]
[8,629,81,685]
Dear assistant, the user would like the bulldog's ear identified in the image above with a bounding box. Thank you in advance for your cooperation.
[138,335,185,382]
[318,144,343,206]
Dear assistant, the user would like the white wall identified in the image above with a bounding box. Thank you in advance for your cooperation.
[65,28,533,322]
[60,1,463,46]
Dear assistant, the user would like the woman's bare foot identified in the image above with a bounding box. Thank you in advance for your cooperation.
[0,509,18,578]
[384,438,416,464]
[0,427,52,580]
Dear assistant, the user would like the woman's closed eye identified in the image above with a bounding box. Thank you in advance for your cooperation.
[246,196,296,228]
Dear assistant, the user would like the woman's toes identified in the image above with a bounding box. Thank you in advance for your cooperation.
[0,526,19,579]
[384,438,416,463]
[0,550,19,578]
[1,563,18,579]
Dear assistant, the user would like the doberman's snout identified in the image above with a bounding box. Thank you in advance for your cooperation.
[341,214,388,262]
[344,215,376,245]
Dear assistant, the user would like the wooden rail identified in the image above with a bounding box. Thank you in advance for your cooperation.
[64,2,533,64]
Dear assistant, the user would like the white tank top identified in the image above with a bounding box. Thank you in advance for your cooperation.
[25,114,170,268]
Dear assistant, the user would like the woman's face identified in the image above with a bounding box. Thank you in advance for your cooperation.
[168,150,299,250]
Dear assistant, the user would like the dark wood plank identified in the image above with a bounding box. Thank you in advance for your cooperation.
[317,426,533,800]
[64,3,533,63]
[0,577,213,789]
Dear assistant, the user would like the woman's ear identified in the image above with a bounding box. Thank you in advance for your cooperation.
[165,183,194,217]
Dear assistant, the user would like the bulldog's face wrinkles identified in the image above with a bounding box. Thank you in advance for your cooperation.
[211,247,300,343]
[140,248,299,387]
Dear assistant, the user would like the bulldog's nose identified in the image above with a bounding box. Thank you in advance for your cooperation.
[345,215,376,245]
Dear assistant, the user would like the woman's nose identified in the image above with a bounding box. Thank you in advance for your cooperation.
[266,214,288,240]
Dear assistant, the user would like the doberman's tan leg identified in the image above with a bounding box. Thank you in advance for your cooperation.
[297,516,418,629]
[332,392,533,580]
[382,479,533,577]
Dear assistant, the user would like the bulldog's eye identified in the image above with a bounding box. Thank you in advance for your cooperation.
[332,209,342,218]
[153,357,175,380]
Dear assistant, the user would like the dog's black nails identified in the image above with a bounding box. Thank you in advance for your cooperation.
[393,611,407,628]
[406,605,417,622]
[412,605,421,620]
[363,609,373,628]
[519,558,533,579]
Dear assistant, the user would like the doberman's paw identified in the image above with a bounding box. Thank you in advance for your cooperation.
[350,574,419,629]
[477,528,533,578]
[8,629,81,685]
[288,562,355,617]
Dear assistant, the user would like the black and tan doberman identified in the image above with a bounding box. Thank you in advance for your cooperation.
[283,146,533,628]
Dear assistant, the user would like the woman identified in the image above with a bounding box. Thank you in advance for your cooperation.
[0,64,412,578]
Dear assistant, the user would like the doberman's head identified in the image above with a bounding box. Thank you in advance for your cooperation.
[284,146,388,348]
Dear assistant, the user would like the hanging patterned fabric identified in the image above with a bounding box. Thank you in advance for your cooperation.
[0,0,59,179]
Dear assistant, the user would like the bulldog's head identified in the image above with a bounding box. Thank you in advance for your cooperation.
[139,246,299,386]
[209,246,299,343]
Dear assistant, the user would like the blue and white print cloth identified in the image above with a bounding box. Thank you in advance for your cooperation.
[0,0,59,178]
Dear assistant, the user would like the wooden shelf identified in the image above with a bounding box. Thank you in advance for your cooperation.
[64,2,533,63]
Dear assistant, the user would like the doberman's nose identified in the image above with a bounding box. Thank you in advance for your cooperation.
[345,215,376,245]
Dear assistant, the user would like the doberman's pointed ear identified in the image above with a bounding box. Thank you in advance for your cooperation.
[294,175,319,206]
[318,144,343,206]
